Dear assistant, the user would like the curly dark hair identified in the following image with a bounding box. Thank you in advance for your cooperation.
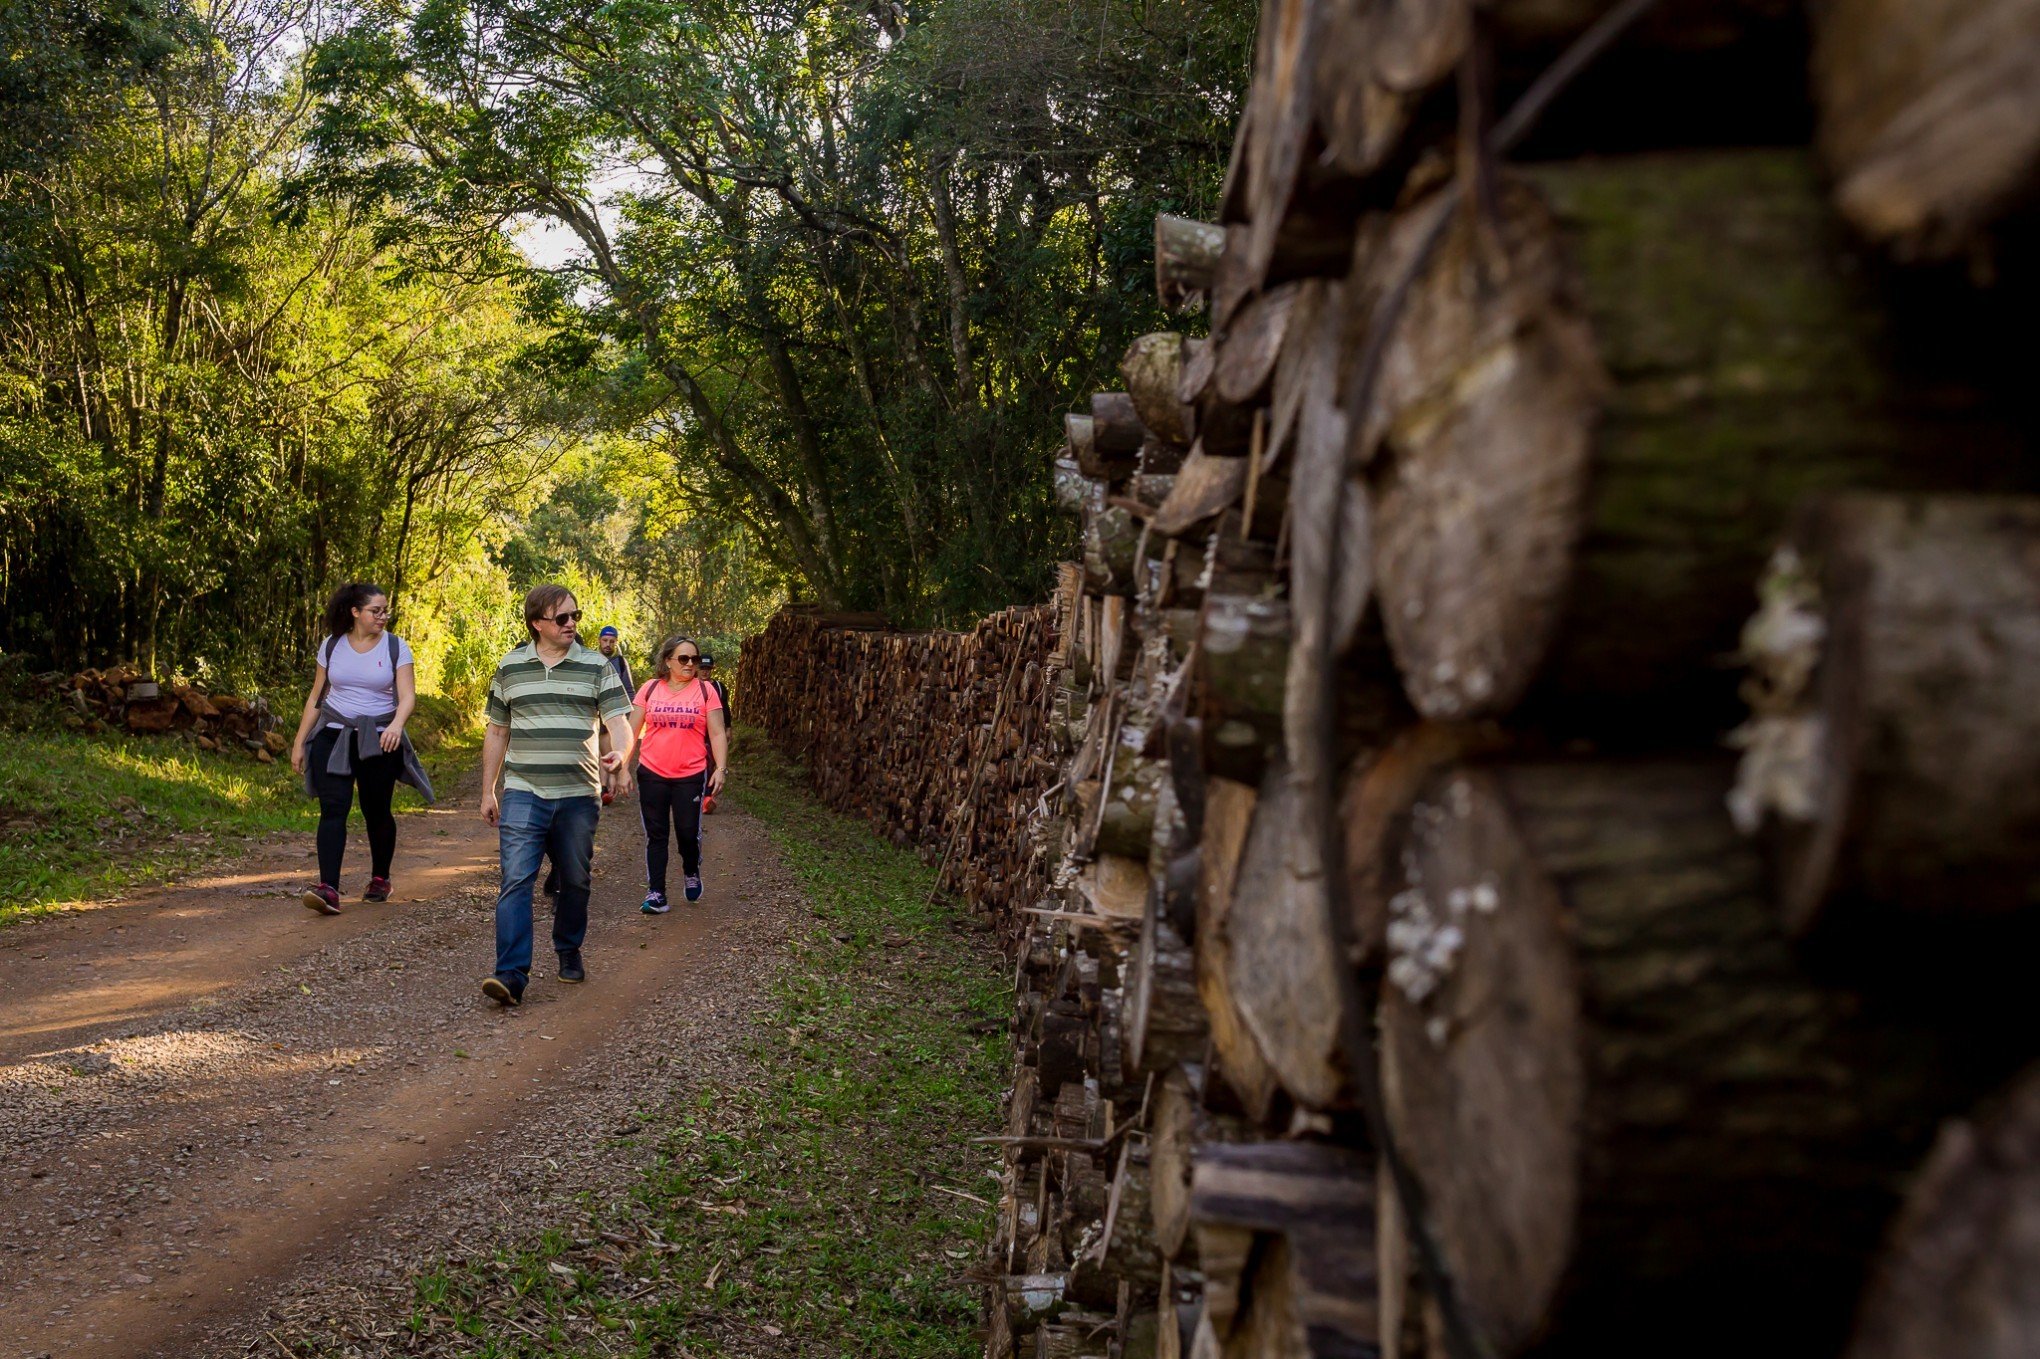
[323,582,387,640]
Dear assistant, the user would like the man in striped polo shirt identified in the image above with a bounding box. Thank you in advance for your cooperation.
[479,584,636,1006]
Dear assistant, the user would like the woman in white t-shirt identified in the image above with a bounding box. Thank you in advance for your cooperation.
[288,582,430,914]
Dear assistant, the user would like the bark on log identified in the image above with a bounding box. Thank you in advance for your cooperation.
[1228,1230,1383,1359]
[1811,0,2040,261]
[1084,489,1142,597]
[1848,1063,2040,1359]
[1734,494,2040,936]
[1069,413,1133,483]
[1125,333,1196,449]
[1367,150,2032,738]
[1190,1141,1377,1347]
[1379,756,1985,1356]
[1095,392,1151,456]
[1126,893,1209,1077]
[1159,215,1230,313]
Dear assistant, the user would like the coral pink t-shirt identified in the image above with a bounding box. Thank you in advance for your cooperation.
[634,678,722,779]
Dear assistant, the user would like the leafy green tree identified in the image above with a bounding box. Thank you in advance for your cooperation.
[305,0,1252,623]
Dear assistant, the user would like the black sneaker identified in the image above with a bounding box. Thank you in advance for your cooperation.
[482,975,523,1007]
[557,952,586,984]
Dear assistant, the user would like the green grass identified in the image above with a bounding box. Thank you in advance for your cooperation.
[0,696,482,926]
[287,727,1009,1357]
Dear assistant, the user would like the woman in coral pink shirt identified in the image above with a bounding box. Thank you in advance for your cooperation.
[631,635,728,912]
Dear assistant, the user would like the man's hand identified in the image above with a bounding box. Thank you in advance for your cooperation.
[601,749,634,798]
[481,789,500,826]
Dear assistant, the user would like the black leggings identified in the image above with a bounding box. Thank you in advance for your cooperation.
[639,767,705,895]
[308,726,401,887]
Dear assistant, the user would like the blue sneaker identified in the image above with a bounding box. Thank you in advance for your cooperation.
[684,874,704,903]
[641,891,669,915]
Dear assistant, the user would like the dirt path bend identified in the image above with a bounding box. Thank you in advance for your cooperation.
[0,780,801,1359]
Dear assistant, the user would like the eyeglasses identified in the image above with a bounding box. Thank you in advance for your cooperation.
[545,610,583,626]
[362,606,389,618]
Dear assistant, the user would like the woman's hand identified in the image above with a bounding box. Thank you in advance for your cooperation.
[708,766,726,796]
[379,721,405,754]
[290,742,307,775]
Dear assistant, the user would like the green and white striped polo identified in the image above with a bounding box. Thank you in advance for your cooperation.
[484,641,632,799]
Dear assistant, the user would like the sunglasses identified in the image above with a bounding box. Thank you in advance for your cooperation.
[544,610,583,626]
[673,655,700,666]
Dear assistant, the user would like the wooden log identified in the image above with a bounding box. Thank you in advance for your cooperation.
[1731,494,2040,936]
[1154,450,1250,540]
[1199,594,1290,784]
[1090,750,1165,862]
[1072,410,1138,483]
[1378,756,1990,1356]
[1227,1228,1382,1359]
[1364,176,1605,724]
[1053,459,1092,513]
[1157,215,1229,313]
[1811,0,2040,261]
[1222,758,1347,1110]
[1080,853,1152,922]
[1216,283,1306,408]
[1190,1141,1376,1344]
[1094,392,1149,456]
[1098,1138,1166,1291]
[1125,889,1208,1078]
[1151,1067,1204,1262]
[1152,1066,1255,1264]
[1124,333,1196,448]
[1237,0,1367,295]
[1084,490,1142,597]
[1848,1063,2040,1359]
[1367,150,2034,738]
[1196,776,1283,1121]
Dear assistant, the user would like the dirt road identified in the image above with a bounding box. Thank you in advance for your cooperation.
[0,780,799,1358]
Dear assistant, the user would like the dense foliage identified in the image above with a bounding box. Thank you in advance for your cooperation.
[1,0,1252,696]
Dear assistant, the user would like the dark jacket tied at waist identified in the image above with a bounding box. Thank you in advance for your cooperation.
[304,705,435,804]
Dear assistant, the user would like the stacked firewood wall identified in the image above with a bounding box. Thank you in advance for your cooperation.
[741,603,1063,918]
[979,2,2040,1358]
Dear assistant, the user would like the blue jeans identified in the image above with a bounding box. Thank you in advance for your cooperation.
[494,789,600,985]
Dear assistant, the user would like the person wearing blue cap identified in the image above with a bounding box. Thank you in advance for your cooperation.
[595,625,634,694]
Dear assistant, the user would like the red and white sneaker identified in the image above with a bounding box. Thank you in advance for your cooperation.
[302,883,342,915]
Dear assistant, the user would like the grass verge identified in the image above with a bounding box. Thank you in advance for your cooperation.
[0,699,481,927]
[287,727,1009,1357]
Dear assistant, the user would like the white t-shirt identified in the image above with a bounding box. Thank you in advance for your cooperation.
[319,634,414,724]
